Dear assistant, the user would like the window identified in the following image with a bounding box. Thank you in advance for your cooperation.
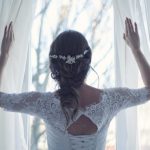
[31,0,115,149]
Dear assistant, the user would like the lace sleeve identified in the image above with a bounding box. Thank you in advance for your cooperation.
[0,91,43,117]
[106,87,150,117]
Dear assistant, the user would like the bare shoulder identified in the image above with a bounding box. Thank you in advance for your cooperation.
[79,84,103,105]
[83,84,103,94]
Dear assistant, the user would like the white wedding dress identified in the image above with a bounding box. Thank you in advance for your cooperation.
[0,87,150,150]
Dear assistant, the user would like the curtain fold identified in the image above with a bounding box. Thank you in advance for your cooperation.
[0,0,36,149]
[113,0,150,149]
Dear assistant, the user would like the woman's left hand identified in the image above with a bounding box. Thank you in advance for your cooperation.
[1,22,14,57]
[123,17,140,51]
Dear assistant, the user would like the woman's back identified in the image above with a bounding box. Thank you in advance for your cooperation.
[45,86,150,150]
[65,84,102,136]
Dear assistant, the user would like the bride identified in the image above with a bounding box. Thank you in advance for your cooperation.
[0,18,150,150]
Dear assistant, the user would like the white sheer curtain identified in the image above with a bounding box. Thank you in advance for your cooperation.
[113,0,150,150]
[0,0,36,150]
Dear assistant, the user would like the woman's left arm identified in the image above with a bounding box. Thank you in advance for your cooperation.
[123,17,150,87]
[0,22,14,79]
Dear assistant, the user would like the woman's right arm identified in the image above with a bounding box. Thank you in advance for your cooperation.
[0,23,45,118]
[0,91,43,117]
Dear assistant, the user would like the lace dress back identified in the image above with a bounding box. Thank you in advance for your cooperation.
[0,87,150,150]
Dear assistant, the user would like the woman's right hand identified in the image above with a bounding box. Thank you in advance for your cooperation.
[1,22,14,57]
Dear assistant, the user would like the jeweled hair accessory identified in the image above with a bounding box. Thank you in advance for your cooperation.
[49,49,89,64]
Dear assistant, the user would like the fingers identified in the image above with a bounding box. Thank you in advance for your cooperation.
[125,17,138,33]
[8,22,14,41]
[4,22,14,40]
[127,19,130,34]
[128,18,134,33]
[125,18,133,35]
[124,18,130,41]
[124,17,140,50]
[4,26,7,40]
[135,22,138,34]
[8,22,12,40]
[123,33,126,40]
[125,17,139,37]
[125,19,129,35]
[1,22,14,55]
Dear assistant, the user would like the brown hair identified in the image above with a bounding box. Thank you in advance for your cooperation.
[49,30,92,127]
